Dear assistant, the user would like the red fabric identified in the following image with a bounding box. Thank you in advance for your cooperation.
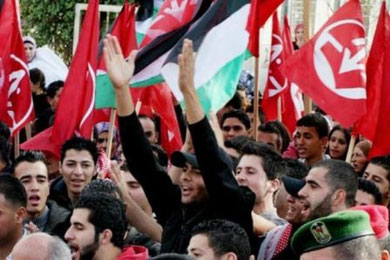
[354,2,390,157]
[0,0,34,136]
[116,246,148,260]
[20,127,60,159]
[262,13,288,121]
[351,205,389,240]
[51,0,99,146]
[282,0,367,128]
[280,16,303,135]
[247,0,284,57]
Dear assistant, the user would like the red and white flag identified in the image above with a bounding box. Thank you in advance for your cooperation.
[262,13,288,121]
[0,0,34,136]
[282,0,367,127]
[51,0,100,146]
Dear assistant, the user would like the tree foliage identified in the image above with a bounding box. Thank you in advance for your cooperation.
[21,0,126,64]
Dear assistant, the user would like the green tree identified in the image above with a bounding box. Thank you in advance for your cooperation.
[21,0,125,64]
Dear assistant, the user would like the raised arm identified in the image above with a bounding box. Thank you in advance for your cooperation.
[103,35,181,225]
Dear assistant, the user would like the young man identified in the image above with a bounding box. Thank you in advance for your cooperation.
[257,122,282,153]
[221,109,251,141]
[12,232,71,260]
[295,113,329,166]
[13,151,70,238]
[188,219,254,260]
[298,160,358,221]
[291,211,386,260]
[50,137,98,211]
[65,192,128,260]
[236,141,286,226]
[0,174,27,260]
[104,36,256,253]
[139,115,159,144]
[363,155,390,207]
[355,178,383,206]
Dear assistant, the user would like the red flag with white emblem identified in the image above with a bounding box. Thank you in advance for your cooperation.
[0,0,34,136]
[51,0,99,146]
[262,13,288,121]
[282,0,367,128]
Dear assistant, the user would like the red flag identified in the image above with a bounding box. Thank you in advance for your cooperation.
[0,0,34,136]
[282,0,367,128]
[247,0,284,57]
[355,2,390,157]
[51,0,99,146]
[262,13,287,121]
[280,16,303,134]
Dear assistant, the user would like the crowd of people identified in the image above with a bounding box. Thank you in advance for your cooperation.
[0,30,389,259]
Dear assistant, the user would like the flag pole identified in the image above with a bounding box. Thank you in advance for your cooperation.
[135,100,142,115]
[25,123,32,140]
[106,108,117,159]
[14,132,20,158]
[303,0,312,115]
[345,135,356,163]
[277,96,282,122]
[253,58,260,141]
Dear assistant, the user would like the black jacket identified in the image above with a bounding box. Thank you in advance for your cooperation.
[119,113,256,254]
[49,177,73,211]
[44,200,71,240]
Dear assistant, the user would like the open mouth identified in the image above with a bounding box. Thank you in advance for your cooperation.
[181,186,192,196]
[301,201,311,218]
[28,195,41,205]
[68,244,80,260]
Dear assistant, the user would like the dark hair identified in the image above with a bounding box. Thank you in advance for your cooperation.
[296,113,329,139]
[75,193,127,248]
[29,68,45,91]
[334,235,381,259]
[151,144,168,167]
[357,178,383,205]
[258,122,282,152]
[0,121,10,140]
[240,141,286,180]
[14,151,47,173]
[225,92,242,110]
[81,179,122,200]
[191,219,251,260]
[0,137,11,171]
[314,160,358,208]
[46,80,64,99]
[245,105,266,126]
[327,125,351,160]
[283,158,309,180]
[0,174,27,208]
[221,109,251,130]
[60,137,98,164]
[369,156,390,183]
[268,121,291,153]
[224,135,253,156]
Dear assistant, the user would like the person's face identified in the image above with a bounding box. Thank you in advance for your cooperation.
[139,117,158,144]
[60,149,96,199]
[329,130,348,160]
[48,87,63,111]
[285,194,308,225]
[188,234,219,260]
[24,42,36,62]
[222,117,248,141]
[179,163,208,204]
[45,153,60,181]
[14,161,49,218]
[295,28,304,41]
[355,189,376,206]
[298,167,333,220]
[300,246,337,260]
[0,194,25,243]
[363,163,390,204]
[96,131,117,157]
[258,131,280,153]
[295,126,326,163]
[236,155,270,204]
[65,208,99,260]
[122,171,151,214]
[274,183,289,219]
[30,80,41,94]
[351,147,368,173]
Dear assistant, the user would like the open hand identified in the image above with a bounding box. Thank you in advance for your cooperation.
[103,34,137,90]
[178,39,195,94]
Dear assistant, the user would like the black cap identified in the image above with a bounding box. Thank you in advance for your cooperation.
[171,151,199,169]
[281,176,305,198]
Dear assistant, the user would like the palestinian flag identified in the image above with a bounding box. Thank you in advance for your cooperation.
[161,0,252,113]
[135,0,164,44]
[131,0,212,87]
